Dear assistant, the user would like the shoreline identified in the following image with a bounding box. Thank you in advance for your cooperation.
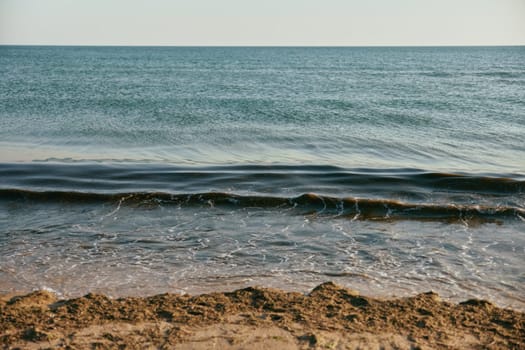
[1,282,523,349]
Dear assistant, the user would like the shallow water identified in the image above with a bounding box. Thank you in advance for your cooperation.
[0,46,524,309]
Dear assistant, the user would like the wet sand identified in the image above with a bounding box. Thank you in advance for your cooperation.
[1,282,523,349]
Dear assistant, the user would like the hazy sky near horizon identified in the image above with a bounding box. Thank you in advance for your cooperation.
[1,0,524,46]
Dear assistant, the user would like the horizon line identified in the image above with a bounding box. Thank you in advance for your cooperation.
[1,44,524,48]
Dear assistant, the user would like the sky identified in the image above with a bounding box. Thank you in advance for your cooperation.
[1,0,524,46]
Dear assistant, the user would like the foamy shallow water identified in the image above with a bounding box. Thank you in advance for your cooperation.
[1,183,524,310]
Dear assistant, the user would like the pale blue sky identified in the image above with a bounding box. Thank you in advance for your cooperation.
[1,0,524,45]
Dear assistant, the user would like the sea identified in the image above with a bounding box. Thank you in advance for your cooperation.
[0,46,524,309]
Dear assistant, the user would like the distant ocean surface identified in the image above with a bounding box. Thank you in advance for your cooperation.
[1,46,524,309]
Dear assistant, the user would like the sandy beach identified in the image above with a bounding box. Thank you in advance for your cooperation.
[1,282,523,349]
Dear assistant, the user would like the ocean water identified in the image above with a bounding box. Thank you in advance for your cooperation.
[0,46,524,309]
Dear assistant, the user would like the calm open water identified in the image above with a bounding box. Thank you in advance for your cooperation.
[0,46,524,309]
